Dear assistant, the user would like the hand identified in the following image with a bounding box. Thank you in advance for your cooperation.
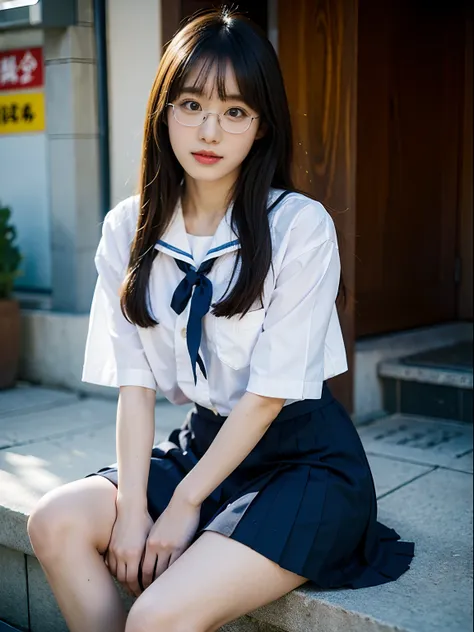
[105,499,153,598]
[140,494,201,589]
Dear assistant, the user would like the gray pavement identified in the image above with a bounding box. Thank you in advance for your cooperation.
[0,383,473,632]
[0,383,192,512]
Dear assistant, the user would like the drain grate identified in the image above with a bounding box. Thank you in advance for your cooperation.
[359,414,473,468]
[373,423,464,450]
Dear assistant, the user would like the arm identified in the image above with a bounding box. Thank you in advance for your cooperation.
[116,385,156,510]
[106,384,156,597]
[175,392,284,507]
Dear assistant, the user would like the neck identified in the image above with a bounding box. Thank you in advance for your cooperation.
[181,171,237,223]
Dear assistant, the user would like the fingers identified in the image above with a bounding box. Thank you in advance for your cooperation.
[168,548,184,567]
[110,542,186,592]
[141,547,158,590]
[107,557,142,597]
[154,552,171,581]
[105,549,142,597]
[139,536,188,588]
[116,560,127,585]
[126,562,142,598]
[106,549,117,578]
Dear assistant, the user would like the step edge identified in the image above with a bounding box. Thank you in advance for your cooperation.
[248,586,411,632]
[0,505,33,557]
[378,362,473,389]
[0,545,412,632]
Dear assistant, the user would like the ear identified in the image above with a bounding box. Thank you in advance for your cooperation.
[255,120,268,140]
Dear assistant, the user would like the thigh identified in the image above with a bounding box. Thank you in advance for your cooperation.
[28,475,118,555]
[135,531,308,631]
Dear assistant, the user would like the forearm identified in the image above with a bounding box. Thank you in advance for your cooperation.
[116,385,156,510]
[175,392,285,507]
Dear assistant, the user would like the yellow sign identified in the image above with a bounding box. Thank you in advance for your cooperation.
[0,91,45,134]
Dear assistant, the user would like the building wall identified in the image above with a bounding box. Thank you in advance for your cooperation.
[0,28,51,292]
[107,0,161,207]
[44,1,101,313]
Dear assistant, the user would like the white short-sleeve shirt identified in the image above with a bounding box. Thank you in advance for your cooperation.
[82,188,348,415]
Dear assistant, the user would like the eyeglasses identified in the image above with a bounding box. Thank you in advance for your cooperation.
[166,102,259,134]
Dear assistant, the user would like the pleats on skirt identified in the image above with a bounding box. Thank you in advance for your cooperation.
[87,383,414,588]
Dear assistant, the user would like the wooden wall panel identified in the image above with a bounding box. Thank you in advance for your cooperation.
[355,0,465,336]
[458,10,473,320]
[278,0,358,411]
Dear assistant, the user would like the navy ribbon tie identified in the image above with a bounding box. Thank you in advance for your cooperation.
[171,257,217,385]
[169,190,293,386]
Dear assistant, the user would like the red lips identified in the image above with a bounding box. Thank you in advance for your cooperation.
[192,151,223,165]
[192,151,223,158]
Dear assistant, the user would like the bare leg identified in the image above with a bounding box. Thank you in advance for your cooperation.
[28,476,127,632]
[125,531,308,632]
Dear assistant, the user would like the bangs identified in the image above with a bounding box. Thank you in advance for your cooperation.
[169,37,264,113]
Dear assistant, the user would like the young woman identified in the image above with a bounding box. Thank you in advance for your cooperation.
[28,8,414,632]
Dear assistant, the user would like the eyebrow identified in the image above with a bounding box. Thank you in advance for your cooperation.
[180,86,245,101]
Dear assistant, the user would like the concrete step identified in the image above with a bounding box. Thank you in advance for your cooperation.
[379,342,473,423]
[0,387,472,632]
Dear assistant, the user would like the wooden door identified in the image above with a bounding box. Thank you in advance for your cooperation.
[458,10,473,321]
[278,0,358,411]
[355,0,466,337]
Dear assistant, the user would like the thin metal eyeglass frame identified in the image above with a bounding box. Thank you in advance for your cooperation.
[166,103,259,134]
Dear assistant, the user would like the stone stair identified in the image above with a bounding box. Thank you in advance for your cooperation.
[379,341,473,423]
[1,385,473,632]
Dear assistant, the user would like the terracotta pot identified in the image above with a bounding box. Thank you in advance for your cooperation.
[0,298,21,389]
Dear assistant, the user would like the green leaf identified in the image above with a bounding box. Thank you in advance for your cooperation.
[0,203,22,300]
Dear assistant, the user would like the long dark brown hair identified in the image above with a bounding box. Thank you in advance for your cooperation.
[121,6,345,327]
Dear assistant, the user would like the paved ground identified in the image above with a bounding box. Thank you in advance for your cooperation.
[0,383,473,632]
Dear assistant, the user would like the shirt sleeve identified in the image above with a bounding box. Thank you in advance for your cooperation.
[246,203,346,400]
[81,207,157,390]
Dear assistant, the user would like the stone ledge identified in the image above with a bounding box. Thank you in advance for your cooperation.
[379,360,473,389]
[0,533,409,632]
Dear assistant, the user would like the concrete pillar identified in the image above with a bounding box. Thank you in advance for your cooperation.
[44,0,101,312]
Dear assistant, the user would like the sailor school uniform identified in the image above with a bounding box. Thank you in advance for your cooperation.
[82,188,414,588]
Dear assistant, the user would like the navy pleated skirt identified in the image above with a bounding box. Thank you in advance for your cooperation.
[88,383,414,588]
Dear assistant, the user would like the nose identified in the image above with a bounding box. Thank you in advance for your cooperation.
[199,112,222,143]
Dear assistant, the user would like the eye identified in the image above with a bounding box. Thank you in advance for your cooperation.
[225,107,247,119]
[179,99,202,111]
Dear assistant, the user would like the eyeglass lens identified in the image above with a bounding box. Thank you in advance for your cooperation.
[171,104,253,133]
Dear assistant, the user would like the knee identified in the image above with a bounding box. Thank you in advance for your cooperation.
[126,597,208,632]
[27,488,76,560]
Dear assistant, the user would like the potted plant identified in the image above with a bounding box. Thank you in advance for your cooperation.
[0,203,22,389]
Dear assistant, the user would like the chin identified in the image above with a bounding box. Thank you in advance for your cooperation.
[185,163,234,182]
